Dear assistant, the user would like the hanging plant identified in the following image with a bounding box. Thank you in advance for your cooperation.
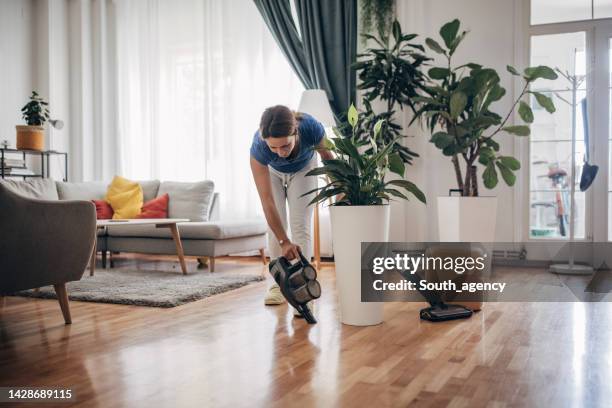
[360,0,396,43]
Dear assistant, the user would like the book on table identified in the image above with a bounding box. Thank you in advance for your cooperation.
[0,158,26,168]
[1,167,35,176]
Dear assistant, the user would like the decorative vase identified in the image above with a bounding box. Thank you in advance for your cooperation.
[16,125,45,151]
[330,205,389,326]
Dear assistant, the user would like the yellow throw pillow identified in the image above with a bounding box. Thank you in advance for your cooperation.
[105,176,143,219]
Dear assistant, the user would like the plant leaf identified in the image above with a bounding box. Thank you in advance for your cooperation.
[498,156,521,170]
[523,65,558,81]
[496,161,516,186]
[506,65,520,76]
[385,188,409,200]
[503,125,530,136]
[388,152,405,176]
[347,103,358,128]
[386,179,426,203]
[373,119,384,138]
[428,67,450,80]
[483,162,498,189]
[518,101,534,123]
[450,91,467,119]
[440,19,460,49]
[425,38,446,55]
[430,132,454,149]
[392,20,401,43]
[532,92,556,113]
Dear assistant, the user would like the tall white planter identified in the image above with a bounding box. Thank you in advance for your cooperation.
[330,205,389,326]
[437,197,498,242]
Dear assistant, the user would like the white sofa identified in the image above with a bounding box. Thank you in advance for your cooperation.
[0,178,267,272]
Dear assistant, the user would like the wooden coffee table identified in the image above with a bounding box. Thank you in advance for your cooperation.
[91,218,190,275]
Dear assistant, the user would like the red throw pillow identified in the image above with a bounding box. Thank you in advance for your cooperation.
[137,193,169,219]
[92,199,114,219]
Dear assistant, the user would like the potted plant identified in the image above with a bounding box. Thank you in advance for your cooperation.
[16,91,50,151]
[305,104,426,326]
[413,19,557,241]
[353,20,430,165]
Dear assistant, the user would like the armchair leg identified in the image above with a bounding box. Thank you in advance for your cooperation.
[259,248,266,265]
[209,257,215,272]
[102,251,107,268]
[53,283,72,324]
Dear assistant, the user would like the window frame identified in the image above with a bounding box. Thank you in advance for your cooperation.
[520,0,612,242]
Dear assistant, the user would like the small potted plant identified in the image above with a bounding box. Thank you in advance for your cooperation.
[413,19,557,241]
[16,91,50,151]
[305,104,426,326]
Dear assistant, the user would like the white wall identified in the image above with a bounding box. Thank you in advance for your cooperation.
[395,0,523,242]
[0,0,35,147]
[0,0,71,179]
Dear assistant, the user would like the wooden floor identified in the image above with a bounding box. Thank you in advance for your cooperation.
[1,254,611,408]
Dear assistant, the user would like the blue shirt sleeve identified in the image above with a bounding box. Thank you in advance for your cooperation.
[249,131,271,165]
[299,114,325,147]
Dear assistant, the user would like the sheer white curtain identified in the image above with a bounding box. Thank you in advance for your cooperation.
[114,0,304,219]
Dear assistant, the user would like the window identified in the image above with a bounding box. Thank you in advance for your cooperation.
[527,1,612,241]
[531,0,612,25]
[529,32,587,239]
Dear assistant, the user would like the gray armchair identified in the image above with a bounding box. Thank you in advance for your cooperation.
[0,183,96,324]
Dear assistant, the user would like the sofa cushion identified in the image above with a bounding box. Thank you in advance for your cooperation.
[106,176,143,219]
[157,181,214,222]
[106,219,267,240]
[57,180,160,202]
[0,179,59,200]
[138,180,161,202]
[93,199,114,219]
[57,181,107,200]
[137,193,169,218]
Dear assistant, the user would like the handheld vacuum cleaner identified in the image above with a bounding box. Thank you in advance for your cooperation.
[268,250,321,324]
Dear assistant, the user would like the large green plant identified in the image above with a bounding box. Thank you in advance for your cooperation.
[413,19,558,196]
[304,104,426,206]
[353,20,430,165]
[21,91,50,126]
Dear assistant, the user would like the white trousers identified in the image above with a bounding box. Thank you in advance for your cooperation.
[267,156,318,261]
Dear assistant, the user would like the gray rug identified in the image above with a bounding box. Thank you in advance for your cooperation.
[13,268,265,308]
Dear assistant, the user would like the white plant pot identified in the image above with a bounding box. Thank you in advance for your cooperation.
[437,196,498,242]
[330,205,389,326]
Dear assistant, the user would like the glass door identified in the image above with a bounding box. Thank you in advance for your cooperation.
[529,32,589,239]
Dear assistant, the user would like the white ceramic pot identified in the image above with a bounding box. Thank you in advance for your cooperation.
[437,196,498,242]
[330,205,389,326]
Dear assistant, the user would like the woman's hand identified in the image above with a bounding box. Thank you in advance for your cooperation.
[281,240,301,260]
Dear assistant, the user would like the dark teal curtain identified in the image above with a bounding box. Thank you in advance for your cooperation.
[253,0,357,121]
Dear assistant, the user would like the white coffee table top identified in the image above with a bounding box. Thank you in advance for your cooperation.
[96,218,190,227]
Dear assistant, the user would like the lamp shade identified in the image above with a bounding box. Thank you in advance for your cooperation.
[297,89,336,127]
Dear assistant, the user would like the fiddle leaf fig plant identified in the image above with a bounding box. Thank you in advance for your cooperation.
[353,19,430,165]
[303,104,426,206]
[413,19,558,196]
[21,91,50,126]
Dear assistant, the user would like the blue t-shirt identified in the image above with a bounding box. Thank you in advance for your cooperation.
[250,113,325,173]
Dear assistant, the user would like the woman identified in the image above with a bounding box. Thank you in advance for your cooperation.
[250,105,333,310]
